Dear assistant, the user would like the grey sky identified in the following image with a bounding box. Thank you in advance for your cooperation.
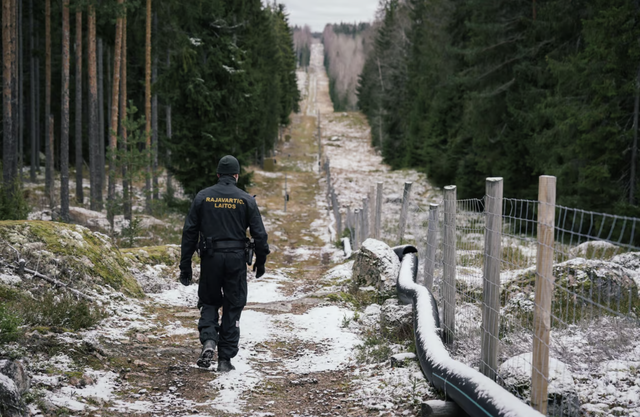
[278,0,380,32]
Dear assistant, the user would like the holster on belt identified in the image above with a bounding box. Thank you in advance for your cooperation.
[245,238,255,266]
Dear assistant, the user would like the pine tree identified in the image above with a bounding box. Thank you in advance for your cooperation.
[60,0,70,221]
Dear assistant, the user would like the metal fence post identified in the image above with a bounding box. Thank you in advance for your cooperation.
[398,182,413,244]
[375,182,383,239]
[443,185,457,344]
[424,203,439,291]
[532,175,556,414]
[480,177,503,381]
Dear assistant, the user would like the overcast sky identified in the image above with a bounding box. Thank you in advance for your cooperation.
[278,0,380,32]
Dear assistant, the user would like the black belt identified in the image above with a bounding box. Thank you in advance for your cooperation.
[210,240,246,250]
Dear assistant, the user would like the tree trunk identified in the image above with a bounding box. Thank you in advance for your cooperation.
[145,0,152,214]
[35,49,40,173]
[152,12,158,201]
[17,0,23,181]
[75,9,82,203]
[165,51,173,199]
[97,37,105,207]
[60,0,70,221]
[10,0,18,187]
[3,0,14,195]
[120,14,130,221]
[88,6,99,211]
[45,0,52,203]
[631,63,640,205]
[29,0,35,182]
[10,0,17,186]
[107,0,124,228]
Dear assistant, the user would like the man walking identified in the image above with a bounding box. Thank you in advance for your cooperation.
[179,155,269,372]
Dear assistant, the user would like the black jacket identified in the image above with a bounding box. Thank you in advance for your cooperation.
[180,176,269,271]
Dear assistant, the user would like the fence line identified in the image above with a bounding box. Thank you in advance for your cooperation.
[320,148,640,415]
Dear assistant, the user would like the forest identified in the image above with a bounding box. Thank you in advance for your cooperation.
[0,0,300,222]
[357,0,640,215]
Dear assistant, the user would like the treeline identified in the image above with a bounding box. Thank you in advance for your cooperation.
[292,25,312,68]
[323,22,372,111]
[357,0,640,215]
[0,0,300,222]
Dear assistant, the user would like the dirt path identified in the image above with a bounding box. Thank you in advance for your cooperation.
[19,40,435,417]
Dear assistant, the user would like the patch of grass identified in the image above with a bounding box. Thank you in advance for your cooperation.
[502,246,530,270]
[18,292,106,331]
[0,302,22,342]
[355,332,393,364]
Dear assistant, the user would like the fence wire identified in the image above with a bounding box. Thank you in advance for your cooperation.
[412,196,640,417]
[334,174,640,416]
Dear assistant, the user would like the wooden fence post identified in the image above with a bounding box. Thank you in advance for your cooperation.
[362,197,369,242]
[353,209,360,249]
[375,182,383,239]
[359,207,366,247]
[331,189,341,239]
[531,175,556,414]
[480,177,503,381]
[317,110,321,165]
[398,182,413,244]
[325,158,331,203]
[424,203,439,291]
[443,185,457,344]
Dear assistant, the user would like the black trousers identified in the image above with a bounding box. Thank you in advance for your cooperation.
[197,249,247,361]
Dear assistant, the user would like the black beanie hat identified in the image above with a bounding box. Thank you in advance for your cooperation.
[217,155,240,175]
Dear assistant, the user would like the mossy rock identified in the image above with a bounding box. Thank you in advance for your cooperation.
[501,257,640,328]
[0,220,143,297]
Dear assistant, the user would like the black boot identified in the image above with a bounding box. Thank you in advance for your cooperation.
[196,340,216,368]
[217,358,235,373]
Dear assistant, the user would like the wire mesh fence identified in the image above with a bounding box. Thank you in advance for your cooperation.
[330,169,640,416]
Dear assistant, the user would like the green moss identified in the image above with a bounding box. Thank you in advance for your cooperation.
[0,220,143,297]
[121,244,180,266]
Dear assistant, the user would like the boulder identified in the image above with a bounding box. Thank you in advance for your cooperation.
[0,360,29,394]
[351,238,400,294]
[502,256,640,325]
[0,360,28,417]
[499,352,580,417]
[380,298,413,340]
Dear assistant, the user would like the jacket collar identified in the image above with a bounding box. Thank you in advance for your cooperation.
[219,175,237,186]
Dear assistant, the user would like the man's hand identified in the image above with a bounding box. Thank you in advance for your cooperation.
[179,269,192,286]
[252,262,265,279]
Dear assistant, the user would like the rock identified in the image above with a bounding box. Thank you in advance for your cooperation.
[0,360,29,394]
[569,241,618,259]
[499,352,580,417]
[390,352,416,367]
[380,298,412,340]
[503,256,640,322]
[351,238,400,294]
[0,373,27,417]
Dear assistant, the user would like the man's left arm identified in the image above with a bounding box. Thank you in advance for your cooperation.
[247,199,269,278]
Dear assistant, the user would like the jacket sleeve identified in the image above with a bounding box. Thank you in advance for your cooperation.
[248,199,269,263]
[180,195,201,271]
